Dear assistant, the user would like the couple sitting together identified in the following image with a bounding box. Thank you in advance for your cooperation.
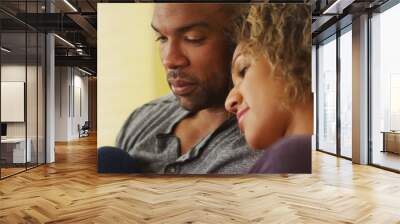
[100,3,313,174]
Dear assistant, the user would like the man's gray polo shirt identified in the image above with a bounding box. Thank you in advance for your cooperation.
[116,94,263,174]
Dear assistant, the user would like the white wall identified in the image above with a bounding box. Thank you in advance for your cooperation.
[54,67,89,141]
[55,67,70,141]
[71,72,89,138]
[1,65,39,137]
[74,73,89,127]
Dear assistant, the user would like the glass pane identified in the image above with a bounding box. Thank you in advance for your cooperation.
[27,31,38,169]
[340,29,352,158]
[317,36,337,154]
[38,33,45,165]
[1,31,27,177]
[371,3,400,171]
[0,1,46,178]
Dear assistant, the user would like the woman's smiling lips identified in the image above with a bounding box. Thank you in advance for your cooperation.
[236,107,250,131]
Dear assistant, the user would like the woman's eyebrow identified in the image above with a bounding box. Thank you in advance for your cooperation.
[231,53,243,71]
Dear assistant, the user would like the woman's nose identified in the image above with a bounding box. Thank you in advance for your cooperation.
[225,87,242,114]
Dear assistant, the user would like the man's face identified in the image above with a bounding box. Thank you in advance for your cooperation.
[152,4,234,112]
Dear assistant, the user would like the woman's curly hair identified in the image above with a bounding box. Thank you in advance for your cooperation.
[235,4,312,106]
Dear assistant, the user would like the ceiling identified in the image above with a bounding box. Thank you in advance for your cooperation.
[0,0,105,74]
[311,0,390,43]
[0,0,394,75]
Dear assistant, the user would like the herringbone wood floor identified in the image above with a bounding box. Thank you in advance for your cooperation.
[1,134,400,224]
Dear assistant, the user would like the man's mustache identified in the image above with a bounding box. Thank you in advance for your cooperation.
[167,70,196,82]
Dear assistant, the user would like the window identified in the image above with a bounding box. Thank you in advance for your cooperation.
[317,35,337,154]
[0,1,47,179]
[339,27,352,158]
[370,2,400,171]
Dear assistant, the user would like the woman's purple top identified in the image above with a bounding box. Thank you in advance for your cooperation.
[249,135,311,174]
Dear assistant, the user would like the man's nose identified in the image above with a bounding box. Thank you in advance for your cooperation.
[162,41,189,70]
[225,87,242,114]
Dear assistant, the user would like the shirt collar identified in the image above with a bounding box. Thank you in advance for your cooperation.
[156,102,237,138]
[156,104,191,138]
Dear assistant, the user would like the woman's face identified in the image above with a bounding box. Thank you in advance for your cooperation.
[225,44,291,149]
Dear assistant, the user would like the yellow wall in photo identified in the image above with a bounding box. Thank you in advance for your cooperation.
[97,3,169,147]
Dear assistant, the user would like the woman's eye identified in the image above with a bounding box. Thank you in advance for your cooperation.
[239,66,249,77]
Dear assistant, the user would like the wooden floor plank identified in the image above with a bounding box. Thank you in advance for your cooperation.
[0,134,400,223]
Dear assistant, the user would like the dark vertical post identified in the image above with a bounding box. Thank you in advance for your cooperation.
[367,10,372,165]
[0,17,2,179]
[44,0,48,164]
[337,26,341,157]
[36,0,39,167]
[25,0,28,171]
[316,44,320,151]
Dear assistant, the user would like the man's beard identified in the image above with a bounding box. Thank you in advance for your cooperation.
[167,69,228,112]
[174,89,213,112]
